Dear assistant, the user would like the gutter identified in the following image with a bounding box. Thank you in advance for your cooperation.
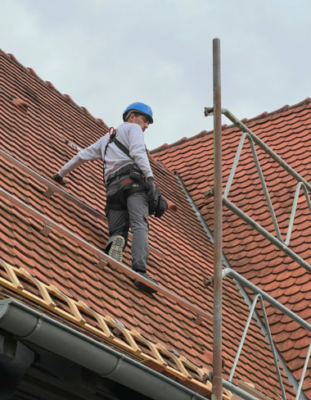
[0,298,206,400]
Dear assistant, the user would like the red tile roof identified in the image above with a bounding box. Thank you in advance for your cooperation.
[152,100,311,398]
[0,48,298,399]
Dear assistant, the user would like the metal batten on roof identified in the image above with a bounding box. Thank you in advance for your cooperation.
[0,149,164,260]
[0,187,213,323]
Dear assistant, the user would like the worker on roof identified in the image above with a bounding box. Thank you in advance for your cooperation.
[53,102,162,294]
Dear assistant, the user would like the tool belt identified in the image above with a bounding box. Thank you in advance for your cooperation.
[106,163,134,185]
[105,174,167,218]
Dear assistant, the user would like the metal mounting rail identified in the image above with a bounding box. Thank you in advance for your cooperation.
[0,149,164,260]
[0,188,213,323]
[221,268,311,400]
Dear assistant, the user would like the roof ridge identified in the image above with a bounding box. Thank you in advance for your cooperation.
[151,98,311,154]
[0,49,109,130]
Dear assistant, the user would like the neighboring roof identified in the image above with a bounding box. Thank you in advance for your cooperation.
[152,100,311,398]
[0,48,297,399]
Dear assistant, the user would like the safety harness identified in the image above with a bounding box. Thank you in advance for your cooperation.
[104,128,167,218]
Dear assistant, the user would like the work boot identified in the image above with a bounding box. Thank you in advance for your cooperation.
[108,236,125,263]
[134,272,159,294]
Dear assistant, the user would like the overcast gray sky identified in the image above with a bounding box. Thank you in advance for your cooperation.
[1,0,310,150]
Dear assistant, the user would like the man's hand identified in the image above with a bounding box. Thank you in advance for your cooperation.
[53,173,67,185]
[146,177,156,201]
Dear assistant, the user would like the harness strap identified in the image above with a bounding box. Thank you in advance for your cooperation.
[113,137,131,158]
[103,127,148,183]
[103,129,133,182]
[105,202,127,211]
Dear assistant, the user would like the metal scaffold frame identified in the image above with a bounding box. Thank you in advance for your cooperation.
[222,269,311,400]
[204,107,311,273]
[206,40,311,400]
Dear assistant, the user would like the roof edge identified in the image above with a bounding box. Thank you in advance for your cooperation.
[0,298,270,400]
[0,298,208,400]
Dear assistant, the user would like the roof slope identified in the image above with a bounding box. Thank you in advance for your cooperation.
[0,49,296,399]
[152,100,311,398]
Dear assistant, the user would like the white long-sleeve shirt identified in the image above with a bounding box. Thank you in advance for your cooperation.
[58,122,153,182]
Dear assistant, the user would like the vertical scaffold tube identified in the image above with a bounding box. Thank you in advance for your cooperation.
[212,38,222,400]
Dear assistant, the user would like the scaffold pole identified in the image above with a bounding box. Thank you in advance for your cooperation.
[212,37,223,400]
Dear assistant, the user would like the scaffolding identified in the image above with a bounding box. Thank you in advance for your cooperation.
[206,39,310,400]
[0,40,310,400]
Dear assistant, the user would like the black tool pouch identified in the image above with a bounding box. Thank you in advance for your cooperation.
[149,185,168,218]
[130,164,143,181]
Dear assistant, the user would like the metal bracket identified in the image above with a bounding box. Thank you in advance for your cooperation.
[203,277,213,288]
[65,140,82,152]
[170,349,180,357]
[96,258,107,269]
[112,319,126,336]
[43,187,54,199]
[204,107,214,117]
[192,314,204,325]
[40,223,53,237]
[204,186,214,198]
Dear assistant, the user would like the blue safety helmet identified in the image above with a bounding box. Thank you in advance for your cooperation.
[123,102,153,124]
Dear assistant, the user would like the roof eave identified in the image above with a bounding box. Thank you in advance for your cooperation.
[0,298,208,400]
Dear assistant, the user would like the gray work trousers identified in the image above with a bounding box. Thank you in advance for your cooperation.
[105,190,149,272]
